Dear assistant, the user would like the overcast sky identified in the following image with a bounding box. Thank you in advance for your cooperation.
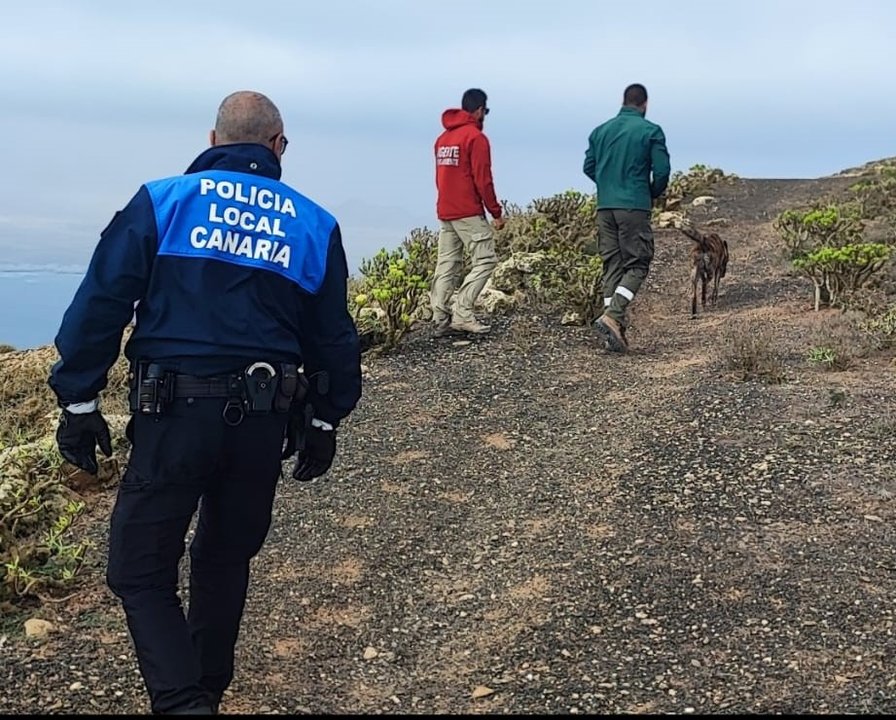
[1,0,894,274]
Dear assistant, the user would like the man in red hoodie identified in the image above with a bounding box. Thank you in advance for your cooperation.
[430,88,505,336]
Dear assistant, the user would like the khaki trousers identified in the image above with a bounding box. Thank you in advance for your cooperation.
[596,209,654,324]
[430,215,498,323]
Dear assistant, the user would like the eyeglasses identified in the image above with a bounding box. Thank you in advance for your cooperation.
[483,107,490,115]
[269,132,289,154]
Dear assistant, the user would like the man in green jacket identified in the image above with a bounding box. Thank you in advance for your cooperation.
[583,83,671,352]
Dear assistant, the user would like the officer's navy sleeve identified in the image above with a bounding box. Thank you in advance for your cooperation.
[48,187,158,405]
[301,223,362,427]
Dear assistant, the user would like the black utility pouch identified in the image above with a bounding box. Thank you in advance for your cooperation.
[243,362,280,415]
[274,363,307,413]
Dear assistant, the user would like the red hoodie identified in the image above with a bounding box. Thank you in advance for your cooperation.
[434,109,502,221]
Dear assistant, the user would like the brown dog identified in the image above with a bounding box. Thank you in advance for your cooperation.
[678,224,729,317]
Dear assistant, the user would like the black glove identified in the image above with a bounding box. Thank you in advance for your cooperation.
[281,403,312,461]
[56,409,113,475]
[292,426,336,481]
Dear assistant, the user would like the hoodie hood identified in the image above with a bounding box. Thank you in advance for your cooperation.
[441,108,479,131]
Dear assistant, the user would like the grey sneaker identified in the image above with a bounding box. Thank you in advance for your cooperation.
[450,318,491,335]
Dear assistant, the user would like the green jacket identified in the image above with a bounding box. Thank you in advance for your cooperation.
[583,106,671,211]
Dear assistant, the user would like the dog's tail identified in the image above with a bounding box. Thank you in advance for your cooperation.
[678,224,707,251]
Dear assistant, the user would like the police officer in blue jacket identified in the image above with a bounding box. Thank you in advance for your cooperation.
[48,91,362,715]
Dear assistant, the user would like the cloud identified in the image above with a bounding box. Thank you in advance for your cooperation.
[1,0,894,272]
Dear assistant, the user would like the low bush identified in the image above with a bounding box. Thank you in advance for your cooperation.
[351,227,438,350]
[793,243,892,311]
[773,203,864,260]
[656,164,738,212]
[849,162,896,223]
[494,190,603,324]
[1,437,89,603]
[805,310,873,371]
[720,321,787,384]
[1,340,131,607]
[861,305,896,350]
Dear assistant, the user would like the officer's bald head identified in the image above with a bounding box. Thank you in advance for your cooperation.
[211,91,284,150]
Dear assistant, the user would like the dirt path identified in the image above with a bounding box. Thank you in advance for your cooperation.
[2,178,896,715]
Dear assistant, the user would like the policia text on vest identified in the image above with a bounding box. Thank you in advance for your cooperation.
[149,171,321,286]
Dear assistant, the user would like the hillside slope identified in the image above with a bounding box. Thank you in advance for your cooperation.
[2,171,895,715]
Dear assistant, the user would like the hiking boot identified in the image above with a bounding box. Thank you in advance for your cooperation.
[432,319,454,338]
[450,318,491,335]
[593,314,628,353]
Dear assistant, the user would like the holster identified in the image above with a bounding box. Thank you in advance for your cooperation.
[128,362,175,415]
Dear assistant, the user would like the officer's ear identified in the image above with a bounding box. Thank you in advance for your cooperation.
[209,129,217,147]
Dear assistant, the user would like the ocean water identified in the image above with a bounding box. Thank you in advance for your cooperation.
[0,271,85,350]
[1,259,373,352]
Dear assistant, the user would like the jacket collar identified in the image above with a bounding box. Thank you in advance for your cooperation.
[184,143,282,180]
[618,106,645,118]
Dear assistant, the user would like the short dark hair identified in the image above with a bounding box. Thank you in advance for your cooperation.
[462,88,488,113]
[623,84,648,107]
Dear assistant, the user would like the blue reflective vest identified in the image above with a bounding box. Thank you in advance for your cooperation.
[49,143,362,426]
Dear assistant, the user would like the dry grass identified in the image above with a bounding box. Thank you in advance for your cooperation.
[804,310,872,372]
[0,340,131,447]
[720,319,788,383]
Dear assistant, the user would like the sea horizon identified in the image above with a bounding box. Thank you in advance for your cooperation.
[0,268,86,350]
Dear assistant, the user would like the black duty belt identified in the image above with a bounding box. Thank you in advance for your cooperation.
[170,374,243,398]
[129,360,306,425]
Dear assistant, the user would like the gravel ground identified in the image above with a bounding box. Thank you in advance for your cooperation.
[2,177,895,715]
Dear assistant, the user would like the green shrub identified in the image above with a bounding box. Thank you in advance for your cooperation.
[563,253,605,325]
[861,305,896,349]
[774,203,864,260]
[496,190,596,257]
[352,228,437,350]
[493,190,603,323]
[793,243,892,311]
[807,345,855,372]
[347,276,386,352]
[402,226,440,280]
[807,346,837,369]
[657,164,737,211]
[849,164,896,223]
[0,341,133,608]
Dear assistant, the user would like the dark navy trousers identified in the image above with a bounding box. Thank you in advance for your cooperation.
[106,398,289,714]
